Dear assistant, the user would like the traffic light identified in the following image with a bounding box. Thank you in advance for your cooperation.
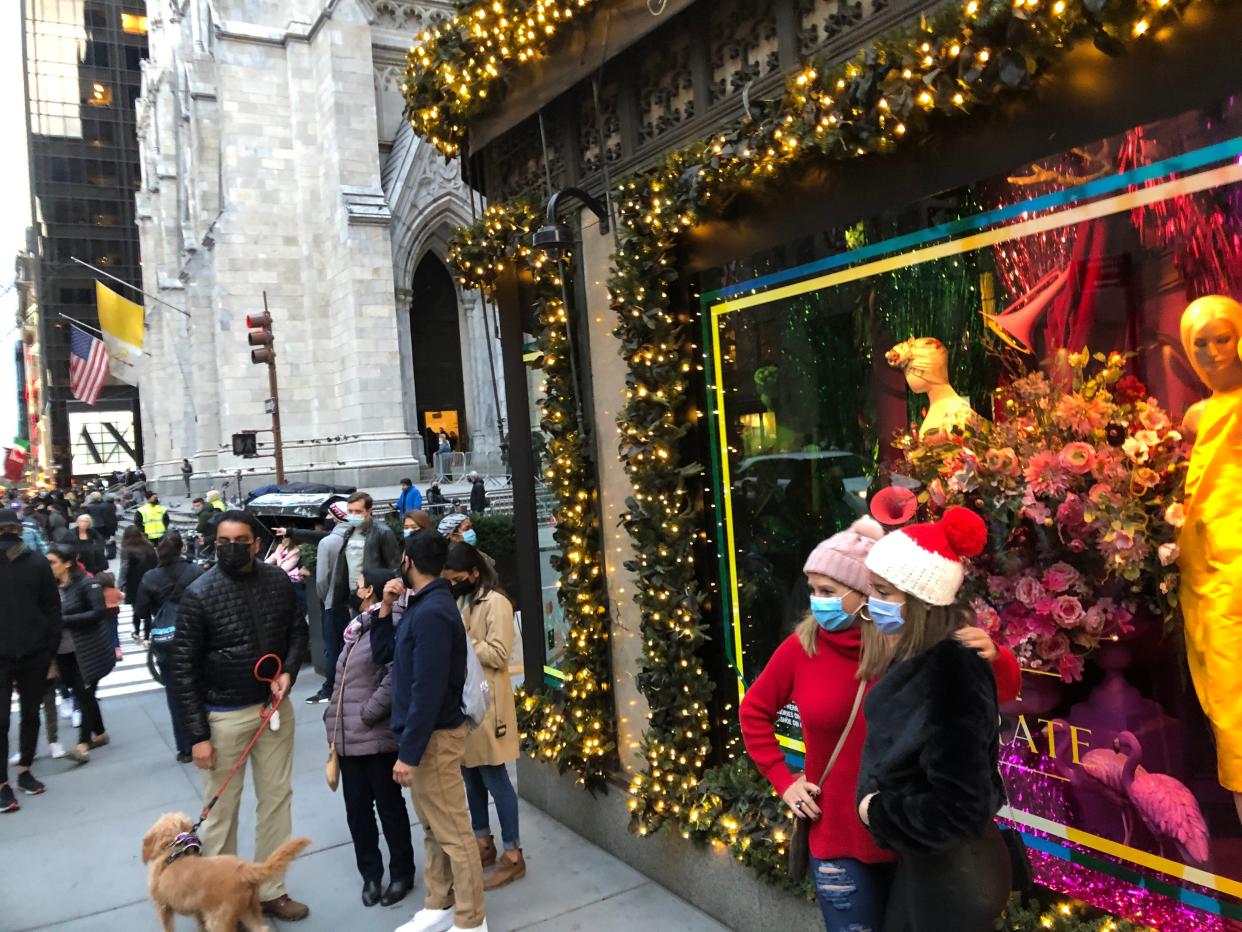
[246,312,274,365]
[232,432,258,458]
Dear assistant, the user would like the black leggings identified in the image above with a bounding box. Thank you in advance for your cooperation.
[883,822,1011,932]
[1,652,50,784]
[56,652,104,747]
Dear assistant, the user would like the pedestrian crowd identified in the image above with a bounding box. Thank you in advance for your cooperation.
[4,476,514,932]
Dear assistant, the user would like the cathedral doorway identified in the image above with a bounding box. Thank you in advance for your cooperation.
[409,253,468,464]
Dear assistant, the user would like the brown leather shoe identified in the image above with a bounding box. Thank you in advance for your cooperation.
[89,733,109,749]
[477,834,497,867]
[260,895,310,921]
[483,848,525,890]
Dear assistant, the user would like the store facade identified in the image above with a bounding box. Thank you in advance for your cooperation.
[402,0,1242,928]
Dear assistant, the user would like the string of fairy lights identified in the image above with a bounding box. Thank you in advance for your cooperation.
[448,200,615,788]
[402,0,603,157]
[411,0,1207,922]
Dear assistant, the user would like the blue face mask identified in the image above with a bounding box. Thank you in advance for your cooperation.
[810,596,855,632]
[867,596,905,635]
[403,528,414,538]
[461,528,478,546]
[346,514,366,528]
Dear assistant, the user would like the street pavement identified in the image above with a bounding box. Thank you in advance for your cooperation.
[2,611,726,932]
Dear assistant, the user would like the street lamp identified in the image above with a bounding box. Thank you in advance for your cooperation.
[533,186,609,255]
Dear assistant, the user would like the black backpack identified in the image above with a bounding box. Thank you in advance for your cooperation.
[149,563,199,645]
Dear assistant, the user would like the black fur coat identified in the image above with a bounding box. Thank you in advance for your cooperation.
[856,637,1004,855]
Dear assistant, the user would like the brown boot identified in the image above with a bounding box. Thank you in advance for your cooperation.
[483,848,526,890]
[260,895,310,921]
[477,834,497,867]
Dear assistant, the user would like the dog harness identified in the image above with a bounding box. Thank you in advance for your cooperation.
[164,829,203,865]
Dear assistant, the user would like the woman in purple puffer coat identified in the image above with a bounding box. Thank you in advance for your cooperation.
[324,569,416,909]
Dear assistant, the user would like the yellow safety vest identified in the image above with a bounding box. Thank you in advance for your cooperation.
[210,499,226,512]
[137,502,168,539]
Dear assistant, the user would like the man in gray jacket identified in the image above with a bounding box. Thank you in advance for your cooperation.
[306,500,351,704]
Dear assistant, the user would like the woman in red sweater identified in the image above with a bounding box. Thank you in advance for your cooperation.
[739,517,1019,932]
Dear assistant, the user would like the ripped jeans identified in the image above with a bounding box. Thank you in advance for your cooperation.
[811,857,892,932]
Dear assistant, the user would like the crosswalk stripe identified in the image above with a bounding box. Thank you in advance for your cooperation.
[97,605,164,700]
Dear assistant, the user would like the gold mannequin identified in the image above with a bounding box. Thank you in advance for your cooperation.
[886,337,978,439]
[1177,295,1242,821]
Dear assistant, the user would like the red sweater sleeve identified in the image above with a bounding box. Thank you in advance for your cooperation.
[991,645,1021,705]
[739,637,800,796]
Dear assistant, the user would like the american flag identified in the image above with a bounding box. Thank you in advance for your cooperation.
[69,325,109,405]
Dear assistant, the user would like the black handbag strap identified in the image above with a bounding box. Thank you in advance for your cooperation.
[814,679,867,787]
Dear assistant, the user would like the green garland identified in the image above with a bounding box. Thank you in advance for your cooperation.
[409,0,1217,911]
[448,200,615,788]
[1004,895,1155,931]
[403,0,604,156]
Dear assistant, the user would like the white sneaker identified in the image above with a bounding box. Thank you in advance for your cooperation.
[7,751,19,766]
[48,742,66,759]
[71,710,82,728]
[394,908,454,932]
[58,702,73,721]
[450,923,489,932]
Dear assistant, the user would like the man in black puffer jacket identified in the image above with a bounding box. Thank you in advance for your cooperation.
[0,509,62,812]
[170,511,311,922]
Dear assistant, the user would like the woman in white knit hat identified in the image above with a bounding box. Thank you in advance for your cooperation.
[740,517,1018,932]
[855,505,1011,932]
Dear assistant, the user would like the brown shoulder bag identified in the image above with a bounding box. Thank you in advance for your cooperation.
[788,679,867,883]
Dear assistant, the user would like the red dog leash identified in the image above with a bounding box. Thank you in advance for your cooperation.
[189,653,286,834]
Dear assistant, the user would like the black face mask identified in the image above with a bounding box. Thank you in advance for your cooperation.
[216,542,254,575]
[450,578,478,599]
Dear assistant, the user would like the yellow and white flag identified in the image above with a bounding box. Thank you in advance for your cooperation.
[95,282,144,386]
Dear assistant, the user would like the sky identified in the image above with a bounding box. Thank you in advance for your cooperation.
[0,6,31,449]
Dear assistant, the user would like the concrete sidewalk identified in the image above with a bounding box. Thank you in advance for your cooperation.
[2,670,726,932]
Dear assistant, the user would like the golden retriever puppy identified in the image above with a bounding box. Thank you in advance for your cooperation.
[141,812,311,932]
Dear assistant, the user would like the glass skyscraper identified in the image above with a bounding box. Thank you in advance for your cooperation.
[21,0,147,483]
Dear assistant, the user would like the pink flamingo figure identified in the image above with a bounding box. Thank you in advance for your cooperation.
[1115,730,1210,865]
[1081,744,1149,845]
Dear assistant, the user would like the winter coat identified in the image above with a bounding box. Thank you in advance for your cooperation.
[0,537,62,661]
[120,546,158,607]
[396,486,422,515]
[170,561,309,745]
[856,637,1004,856]
[384,578,467,766]
[469,480,488,514]
[58,575,117,686]
[134,559,204,631]
[460,588,519,767]
[85,501,117,539]
[323,610,396,757]
[72,528,108,574]
[331,522,400,606]
[265,543,302,582]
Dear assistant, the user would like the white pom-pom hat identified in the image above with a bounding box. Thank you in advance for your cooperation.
[864,506,987,606]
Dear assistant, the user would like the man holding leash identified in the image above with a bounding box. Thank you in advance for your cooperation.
[170,511,311,921]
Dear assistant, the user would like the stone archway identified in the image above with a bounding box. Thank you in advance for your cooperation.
[409,252,469,463]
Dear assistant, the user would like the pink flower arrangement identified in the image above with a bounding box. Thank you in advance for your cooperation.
[892,349,1187,680]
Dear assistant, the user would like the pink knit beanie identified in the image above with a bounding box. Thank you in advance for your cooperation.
[802,517,886,593]
[864,506,987,606]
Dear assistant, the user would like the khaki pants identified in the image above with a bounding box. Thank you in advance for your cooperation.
[200,704,296,902]
[409,722,484,928]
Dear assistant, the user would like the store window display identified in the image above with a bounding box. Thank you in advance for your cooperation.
[702,95,1242,926]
